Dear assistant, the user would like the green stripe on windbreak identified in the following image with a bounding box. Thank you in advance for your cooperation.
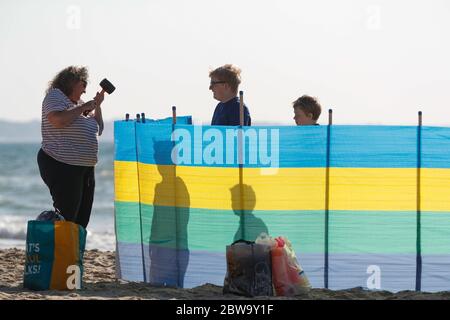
[115,202,450,254]
[115,202,142,243]
[115,202,325,252]
[422,212,450,254]
[329,211,417,254]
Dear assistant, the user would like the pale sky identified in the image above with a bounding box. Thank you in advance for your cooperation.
[1,0,449,125]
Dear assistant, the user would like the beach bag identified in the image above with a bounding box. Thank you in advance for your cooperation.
[271,236,311,296]
[36,209,65,222]
[223,240,273,297]
[23,220,87,291]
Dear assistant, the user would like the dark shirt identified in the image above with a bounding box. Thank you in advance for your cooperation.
[211,97,251,126]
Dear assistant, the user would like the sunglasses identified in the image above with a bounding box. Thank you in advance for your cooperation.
[210,80,226,86]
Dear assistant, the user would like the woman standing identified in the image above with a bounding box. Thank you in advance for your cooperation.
[37,66,105,228]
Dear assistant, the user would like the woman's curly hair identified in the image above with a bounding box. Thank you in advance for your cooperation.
[46,66,89,97]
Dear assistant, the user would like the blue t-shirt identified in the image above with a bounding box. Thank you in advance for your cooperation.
[211,97,251,126]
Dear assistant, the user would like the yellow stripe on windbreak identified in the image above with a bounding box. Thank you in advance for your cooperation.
[114,161,139,202]
[50,221,79,290]
[330,168,450,212]
[422,169,450,212]
[115,161,326,210]
[114,161,450,212]
[329,168,416,211]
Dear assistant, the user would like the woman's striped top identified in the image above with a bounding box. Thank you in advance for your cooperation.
[41,88,99,167]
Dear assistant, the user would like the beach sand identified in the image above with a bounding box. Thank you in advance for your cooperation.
[0,248,449,300]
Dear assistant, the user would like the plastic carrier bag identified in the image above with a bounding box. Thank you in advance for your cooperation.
[256,233,311,296]
[23,220,87,290]
[223,239,273,297]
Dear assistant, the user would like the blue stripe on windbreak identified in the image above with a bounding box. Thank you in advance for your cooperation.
[114,121,137,161]
[114,117,192,162]
[116,242,325,289]
[115,123,450,168]
[183,251,326,289]
[329,253,417,292]
[329,126,417,168]
[134,124,328,168]
[422,255,450,292]
[421,126,450,168]
[116,242,144,282]
[116,242,450,292]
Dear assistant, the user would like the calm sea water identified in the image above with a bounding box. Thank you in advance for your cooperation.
[0,142,115,251]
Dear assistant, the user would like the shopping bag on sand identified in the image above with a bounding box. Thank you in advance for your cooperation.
[269,236,311,296]
[223,240,273,297]
[23,220,86,290]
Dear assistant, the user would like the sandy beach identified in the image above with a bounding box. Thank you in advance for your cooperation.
[0,248,448,300]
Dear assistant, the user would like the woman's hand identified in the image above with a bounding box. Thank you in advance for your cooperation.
[82,93,104,116]
[81,100,97,114]
[93,91,105,106]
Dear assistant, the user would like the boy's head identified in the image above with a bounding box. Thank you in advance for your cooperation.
[209,64,241,102]
[292,95,322,125]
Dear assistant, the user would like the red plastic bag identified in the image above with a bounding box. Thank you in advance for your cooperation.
[257,234,311,296]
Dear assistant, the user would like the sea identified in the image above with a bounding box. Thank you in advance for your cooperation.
[0,142,116,251]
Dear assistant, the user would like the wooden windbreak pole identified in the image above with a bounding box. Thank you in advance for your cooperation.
[238,91,245,240]
[171,105,181,286]
[416,111,423,291]
[133,112,145,281]
[239,91,244,127]
[324,108,333,289]
[172,106,177,125]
